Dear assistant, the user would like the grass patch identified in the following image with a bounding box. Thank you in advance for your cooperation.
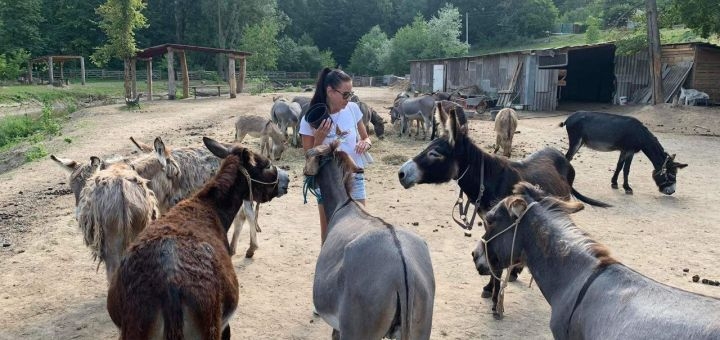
[25,143,48,161]
[0,101,64,150]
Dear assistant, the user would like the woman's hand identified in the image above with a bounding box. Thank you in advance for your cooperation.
[313,118,332,146]
[355,137,372,154]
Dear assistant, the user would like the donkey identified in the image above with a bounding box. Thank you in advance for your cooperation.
[493,108,518,158]
[305,142,435,339]
[560,111,687,195]
[271,96,303,146]
[107,137,289,340]
[129,137,272,258]
[388,94,435,139]
[356,100,386,139]
[235,115,287,161]
[51,154,119,206]
[76,162,159,282]
[473,182,720,339]
[398,104,610,316]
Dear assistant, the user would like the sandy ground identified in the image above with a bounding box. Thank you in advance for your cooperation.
[1,87,719,339]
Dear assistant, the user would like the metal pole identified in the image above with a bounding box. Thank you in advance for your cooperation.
[466,12,469,45]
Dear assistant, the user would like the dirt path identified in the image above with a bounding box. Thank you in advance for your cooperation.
[1,88,719,339]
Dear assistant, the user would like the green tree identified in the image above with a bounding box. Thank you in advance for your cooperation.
[348,26,390,75]
[386,15,429,75]
[40,0,106,56]
[239,20,281,71]
[92,0,149,98]
[671,0,720,38]
[601,0,643,29]
[498,0,559,40]
[0,0,44,55]
[585,15,601,43]
[423,4,469,59]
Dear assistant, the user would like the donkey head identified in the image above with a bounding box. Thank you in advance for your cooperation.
[397,104,464,188]
[304,141,363,195]
[203,137,289,203]
[472,182,584,275]
[652,153,687,195]
[51,154,122,205]
[128,137,182,212]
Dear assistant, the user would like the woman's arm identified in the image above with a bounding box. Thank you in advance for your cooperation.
[355,120,371,154]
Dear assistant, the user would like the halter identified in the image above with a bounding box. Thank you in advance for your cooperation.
[479,201,538,317]
[240,164,280,215]
[451,155,484,231]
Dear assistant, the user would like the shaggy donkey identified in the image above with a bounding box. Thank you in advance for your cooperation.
[493,108,518,158]
[474,183,720,339]
[76,162,159,282]
[305,142,435,339]
[130,137,274,258]
[107,137,289,340]
[51,154,113,206]
[235,115,287,161]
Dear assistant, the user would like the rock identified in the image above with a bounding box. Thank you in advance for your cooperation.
[683,268,690,273]
[692,275,700,282]
[411,222,419,226]
[2,241,10,247]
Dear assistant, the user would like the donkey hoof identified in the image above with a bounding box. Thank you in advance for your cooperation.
[481,290,492,298]
[611,183,619,189]
[509,273,519,282]
[624,188,634,195]
[492,310,503,320]
[245,250,255,258]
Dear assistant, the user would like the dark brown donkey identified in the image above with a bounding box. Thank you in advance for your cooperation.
[107,137,289,339]
[398,104,610,318]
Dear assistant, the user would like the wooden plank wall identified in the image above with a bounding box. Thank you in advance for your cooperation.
[692,46,720,101]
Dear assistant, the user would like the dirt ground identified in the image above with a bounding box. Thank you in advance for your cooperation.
[1,87,719,339]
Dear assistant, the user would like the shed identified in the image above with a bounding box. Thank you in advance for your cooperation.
[28,55,86,85]
[410,42,720,111]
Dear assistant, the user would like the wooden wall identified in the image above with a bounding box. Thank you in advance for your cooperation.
[692,46,720,101]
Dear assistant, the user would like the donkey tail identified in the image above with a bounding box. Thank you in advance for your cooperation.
[399,267,413,340]
[163,284,185,340]
[559,121,566,127]
[571,188,612,208]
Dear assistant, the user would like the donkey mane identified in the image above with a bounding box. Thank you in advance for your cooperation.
[533,199,618,267]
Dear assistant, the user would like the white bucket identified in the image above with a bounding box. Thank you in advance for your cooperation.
[619,96,628,105]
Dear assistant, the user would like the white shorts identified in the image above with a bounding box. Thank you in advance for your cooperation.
[314,173,366,203]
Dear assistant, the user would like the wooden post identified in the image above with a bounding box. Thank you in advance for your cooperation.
[167,47,176,100]
[228,57,237,98]
[27,61,32,84]
[179,50,190,98]
[130,58,137,98]
[60,62,64,81]
[147,58,153,101]
[238,57,246,94]
[48,57,54,84]
[80,57,86,85]
[123,58,132,99]
[646,0,663,104]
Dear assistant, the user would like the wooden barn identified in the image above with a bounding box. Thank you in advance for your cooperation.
[409,42,720,111]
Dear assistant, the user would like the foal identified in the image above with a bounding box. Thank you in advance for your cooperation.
[474,182,720,339]
[107,137,289,339]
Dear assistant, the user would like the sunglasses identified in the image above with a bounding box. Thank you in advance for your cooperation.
[333,88,355,100]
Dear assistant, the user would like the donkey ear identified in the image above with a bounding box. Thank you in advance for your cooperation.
[505,197,528,220]
[50,155,79,171]
[203,136,230,159]
[674,162,688,169]
[153,137,168,168]
[130,136,154,153]
[89,156,102,170]
[447,106,461,146]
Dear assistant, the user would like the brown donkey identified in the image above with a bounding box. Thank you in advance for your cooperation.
[107,137,289,339]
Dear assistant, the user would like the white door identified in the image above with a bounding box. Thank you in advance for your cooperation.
[433,65,444,92]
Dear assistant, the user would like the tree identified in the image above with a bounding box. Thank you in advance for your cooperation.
[92,0,148,98]
[585,16,601,43]
[386,15,429,75]
[671,0,720,38]
[602,0,643,28]
[0,0,44,55]
[40,0,106,56]
[348,26,390,75]
[239,20,281,71]
[423,4,469,59]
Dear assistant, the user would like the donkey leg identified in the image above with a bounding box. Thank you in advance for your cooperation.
[564,134,583,161]
[222,326,231,340]
[243,202,259,258]
[509,265,523,282]
[622,153,635,194]
[482,276,493,298]
[229,208,247,256]
[611,152,626,189]
[494,135,501,154]
[490,272,501,317]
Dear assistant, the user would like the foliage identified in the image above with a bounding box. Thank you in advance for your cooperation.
[501,0,560,39]
[26,143,48,161]
[275,35,336,74]
[0,103,61,150]
[671,0,720,38]
[239,20,281,71]
[585,16,601,43]
[0,0,44,55]
[386,16,429,75]
[92,0,149,66]
[40,0,106,57]
[601,0,643,29]
[348,26,391,76]
[0,49,31,81]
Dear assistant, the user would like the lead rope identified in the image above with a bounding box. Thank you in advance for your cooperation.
[451,155,485,231]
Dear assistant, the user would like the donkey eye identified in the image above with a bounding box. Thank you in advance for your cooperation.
[428,150,443,159]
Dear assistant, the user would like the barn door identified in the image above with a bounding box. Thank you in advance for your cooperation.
[433,64,445,92]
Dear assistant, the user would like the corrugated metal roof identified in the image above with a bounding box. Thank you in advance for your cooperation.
[409,41,720,63]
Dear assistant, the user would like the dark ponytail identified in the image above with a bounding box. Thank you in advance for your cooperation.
[310,67,352,106]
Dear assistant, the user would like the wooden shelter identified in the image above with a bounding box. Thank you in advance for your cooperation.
[28,55,86,85]
[134,44,252,100]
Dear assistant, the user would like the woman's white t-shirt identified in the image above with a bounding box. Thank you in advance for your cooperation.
[299,102,366,168]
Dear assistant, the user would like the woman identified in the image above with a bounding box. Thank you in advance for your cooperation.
[299,68,372,246]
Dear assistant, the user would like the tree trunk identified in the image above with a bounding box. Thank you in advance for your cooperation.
[646,0,663,105]
[124,59,132,99]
